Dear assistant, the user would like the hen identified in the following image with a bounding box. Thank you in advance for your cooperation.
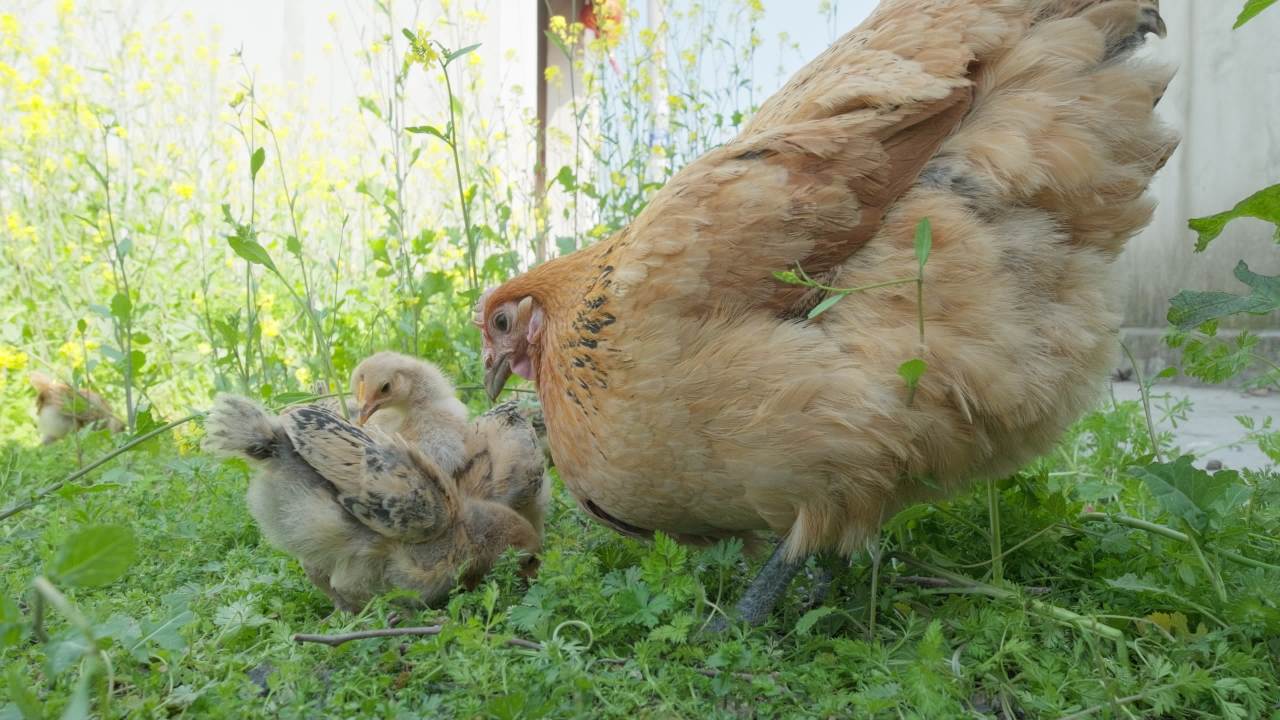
[477,0,1177,623]
[204,395,540,611]
[29,372,124,445]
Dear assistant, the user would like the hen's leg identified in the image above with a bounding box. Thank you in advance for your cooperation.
[708,542,807,631]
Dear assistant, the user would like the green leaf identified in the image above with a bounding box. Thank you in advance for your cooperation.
[795,606,836,636]
[898,358,928,389]
[0,597,25,650]
[1235,0,1278,28]
[133,402,159,434]
[1168,261,1280,329]
[772,270,802,286]
[1129,456,1248,534]
[128,610,194,661]
[5,666,41,720]
[545,29,571,58]
[51,526,137,588]
[808,292,848,320]
[357,96,383,120]
[445,43,481,64]
[914,217,932,273]
[406,125,449,143]
[128,349,146,376]
[60,665,92,720]
[285,235,302,257]
[109,292,131,323]
[249,147,266,181]
[227,237,279,276]
[553,165,576,193]
[1188,184,1280,252]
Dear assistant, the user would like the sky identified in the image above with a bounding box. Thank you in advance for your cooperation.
[11,1,882,111]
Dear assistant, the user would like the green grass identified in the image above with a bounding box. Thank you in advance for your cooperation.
[3,397,1278,719]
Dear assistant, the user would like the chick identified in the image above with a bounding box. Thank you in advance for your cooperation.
[203,395,539,611]
[29,372,124,445]
[457,400,550,538]
[351,352,469,476]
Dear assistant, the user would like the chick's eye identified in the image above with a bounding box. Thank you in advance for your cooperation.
[380,382,391,394]
[493,313,510,333]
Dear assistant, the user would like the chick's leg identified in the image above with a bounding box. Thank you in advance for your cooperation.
[710,542,807,630]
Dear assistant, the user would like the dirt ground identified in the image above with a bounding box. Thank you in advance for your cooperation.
[1109,381,1280,470]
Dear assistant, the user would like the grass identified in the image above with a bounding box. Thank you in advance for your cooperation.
[3,1,1280,717]
[2,396,1278,719]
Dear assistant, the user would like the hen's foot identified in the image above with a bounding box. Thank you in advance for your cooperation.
[706,542,807,632]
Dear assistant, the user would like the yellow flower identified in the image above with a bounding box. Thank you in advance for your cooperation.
[0,14,19,39]
[261,316,280,338]
[406,27,440,67]
[257,291,276,311]
[197,342,213,355]
[0,345,28,370]
[294,366,312,385]
[58,341,84,368]
[544,65,561,83]
[172,182,195,200]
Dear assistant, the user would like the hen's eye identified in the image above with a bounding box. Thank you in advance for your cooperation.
[493,313,510,333]
[380,382,391,394]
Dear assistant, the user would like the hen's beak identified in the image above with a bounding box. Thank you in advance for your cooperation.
[484,355,512,402]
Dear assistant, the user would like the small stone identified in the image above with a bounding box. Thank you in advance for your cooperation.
[247,661,274,697]
[1206,459,1224,471]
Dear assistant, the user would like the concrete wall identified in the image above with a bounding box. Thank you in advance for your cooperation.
[1118,1,1280,329]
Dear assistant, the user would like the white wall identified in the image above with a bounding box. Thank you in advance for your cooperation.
[1119,1,1280,327]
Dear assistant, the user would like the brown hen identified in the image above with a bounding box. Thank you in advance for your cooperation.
[478,0,1177,624]
[30,371,124,445]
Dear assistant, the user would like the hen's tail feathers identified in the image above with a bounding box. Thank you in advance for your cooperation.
[935,0,1177,257]
[203,394,281,461]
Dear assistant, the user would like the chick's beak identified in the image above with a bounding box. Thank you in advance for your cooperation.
[354,378,372,426]
[484,355,512,402]
[357,399,379,426]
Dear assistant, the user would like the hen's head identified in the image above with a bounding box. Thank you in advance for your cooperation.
[475,288,545,401]
[351,351,454,426]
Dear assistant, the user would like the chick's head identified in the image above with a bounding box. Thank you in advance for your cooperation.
[351,351,456,426]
